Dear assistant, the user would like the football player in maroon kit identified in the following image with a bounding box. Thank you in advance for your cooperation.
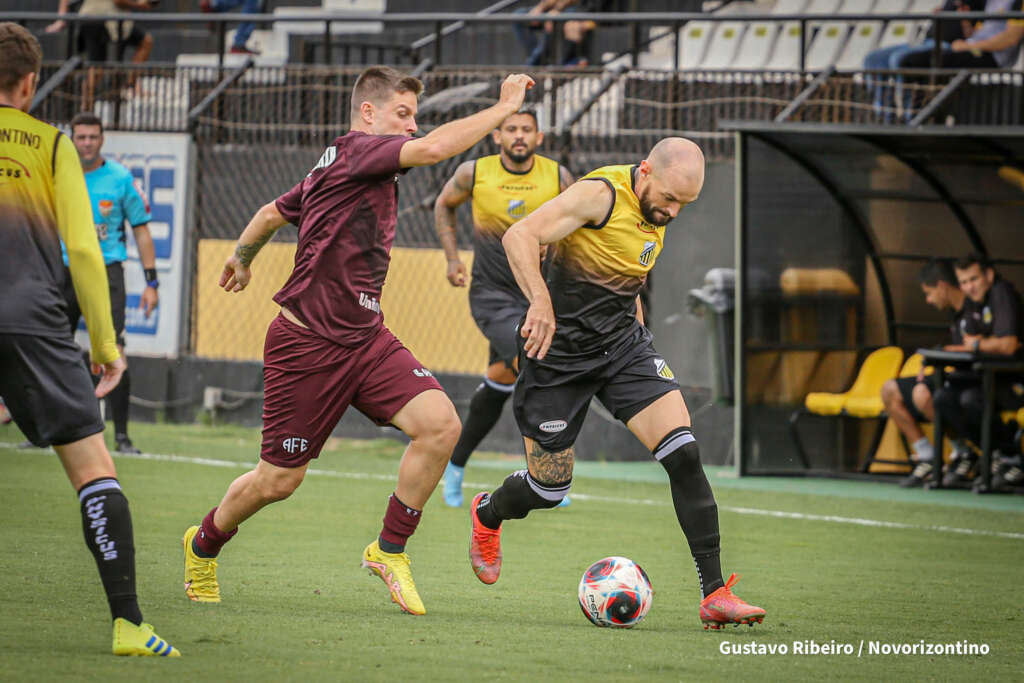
[181,66,534,616]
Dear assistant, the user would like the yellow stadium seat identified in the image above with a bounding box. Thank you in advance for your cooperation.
[843,349,915,418]
[789,346,904,470]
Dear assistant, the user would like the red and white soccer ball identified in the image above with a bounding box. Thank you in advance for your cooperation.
[578,556,653,628]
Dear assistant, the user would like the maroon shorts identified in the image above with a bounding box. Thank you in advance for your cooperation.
[260,314,444,467]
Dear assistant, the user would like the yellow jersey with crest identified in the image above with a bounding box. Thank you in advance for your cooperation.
[546,164,663,358]
[0,106,118,362]
[470,153,560,295]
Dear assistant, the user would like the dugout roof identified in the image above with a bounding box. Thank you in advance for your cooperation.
[722,122,1024,475]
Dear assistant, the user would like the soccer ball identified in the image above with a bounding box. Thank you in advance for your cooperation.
[578,556,653,628]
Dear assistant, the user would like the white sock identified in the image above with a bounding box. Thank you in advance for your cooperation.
[913,437,934,462]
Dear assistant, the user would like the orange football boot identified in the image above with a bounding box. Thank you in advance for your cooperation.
[699,573,765,630]
[469,492,502,584]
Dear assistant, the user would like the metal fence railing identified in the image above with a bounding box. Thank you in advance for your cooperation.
[11,10,1024,71]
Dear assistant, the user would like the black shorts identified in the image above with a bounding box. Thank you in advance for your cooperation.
[513,324,680,452]
[895,375,929,423]
[0,333,104,447]
[78,21,147,62]
[64,262,126,347]
[470,287,527,369]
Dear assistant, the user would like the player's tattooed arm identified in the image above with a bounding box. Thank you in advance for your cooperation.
[558,164,575,192]
[435,161,475,286]
[234,232,272,267]
[527,441,575,484]
[220,201,288,292]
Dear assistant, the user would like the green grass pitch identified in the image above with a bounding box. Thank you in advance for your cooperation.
[1,421,1022,681]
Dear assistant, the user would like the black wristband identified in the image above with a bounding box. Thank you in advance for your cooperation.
[144,268,158,283]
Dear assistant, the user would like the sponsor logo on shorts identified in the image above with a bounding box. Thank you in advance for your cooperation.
[639,240,656,267]
[654,358,674,380]
[358,292,381,314]
[282,437,309,454]
[539,419,567,433]
[413,368,434,378]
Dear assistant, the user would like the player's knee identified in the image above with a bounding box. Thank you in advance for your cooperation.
[255,467,304,502]
[911,382,932,411]
[880,379,900,407]
[486,362,516,385]
[654,426,702,479]
[432,405,462,451]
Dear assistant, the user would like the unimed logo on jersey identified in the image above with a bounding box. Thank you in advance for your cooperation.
[282,437,308,454]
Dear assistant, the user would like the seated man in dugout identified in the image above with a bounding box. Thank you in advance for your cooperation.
[882,259,968,488]
[932,253,1024,488]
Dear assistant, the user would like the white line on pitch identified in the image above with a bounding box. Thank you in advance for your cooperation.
[5,442,1023,541]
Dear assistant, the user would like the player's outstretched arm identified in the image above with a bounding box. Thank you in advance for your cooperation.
[221,201,288,292]
[54,134,119,366]
[503,179,613,360]
[399,74,535,168]
[434,160,475,286]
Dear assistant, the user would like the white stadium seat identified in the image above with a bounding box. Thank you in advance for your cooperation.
[699,21,748,69]
[679,21,714,68]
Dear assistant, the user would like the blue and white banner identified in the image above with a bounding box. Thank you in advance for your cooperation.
[76,132,191,356]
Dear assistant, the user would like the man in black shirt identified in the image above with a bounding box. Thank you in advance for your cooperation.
[886,260,968,487]
[933,253,1024,487]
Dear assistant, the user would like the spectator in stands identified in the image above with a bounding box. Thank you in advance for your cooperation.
[932,252,1024,488]
[863,0,983,120]
[900,0,1024,69]
[514,0,600,67]
[46,0,155,65]
[885,260,968,488]
[199,0,264,55]
[46,0,156,109]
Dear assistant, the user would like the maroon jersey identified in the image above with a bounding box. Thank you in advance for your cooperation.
[273,131,410,346]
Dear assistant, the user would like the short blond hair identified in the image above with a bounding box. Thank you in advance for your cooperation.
[0,22,42,93]
[350,66,423,119]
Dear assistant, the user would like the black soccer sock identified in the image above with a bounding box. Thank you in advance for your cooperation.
[654,427,724,598]
[78,478,143,625]
[477,469,570,529]
[450,379,513,468]
[109,367,130,439]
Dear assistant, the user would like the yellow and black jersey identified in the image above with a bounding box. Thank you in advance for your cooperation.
[546,164,663,358]
[0,106,117,362]
[470,153,561,294]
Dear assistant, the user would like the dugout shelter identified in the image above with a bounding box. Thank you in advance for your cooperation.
[726,122,1024,477]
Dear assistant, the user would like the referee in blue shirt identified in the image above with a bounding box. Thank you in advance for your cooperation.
[65,112,159,454]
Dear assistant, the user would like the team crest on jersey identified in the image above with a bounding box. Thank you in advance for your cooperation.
[983,307,993,325]
[507,198,527,219]
[638,241,656,267]
[98,199,113,217]
[654,358,674,380]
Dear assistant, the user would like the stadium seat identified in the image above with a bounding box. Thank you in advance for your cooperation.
[730,0,807,70]
[764,0,842,71]
[805,0,879,71]
[789,346,904,470]
[698,22,748,69]
[835,20,883,71]
[876,0,934,50]
[679,21,714,69]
